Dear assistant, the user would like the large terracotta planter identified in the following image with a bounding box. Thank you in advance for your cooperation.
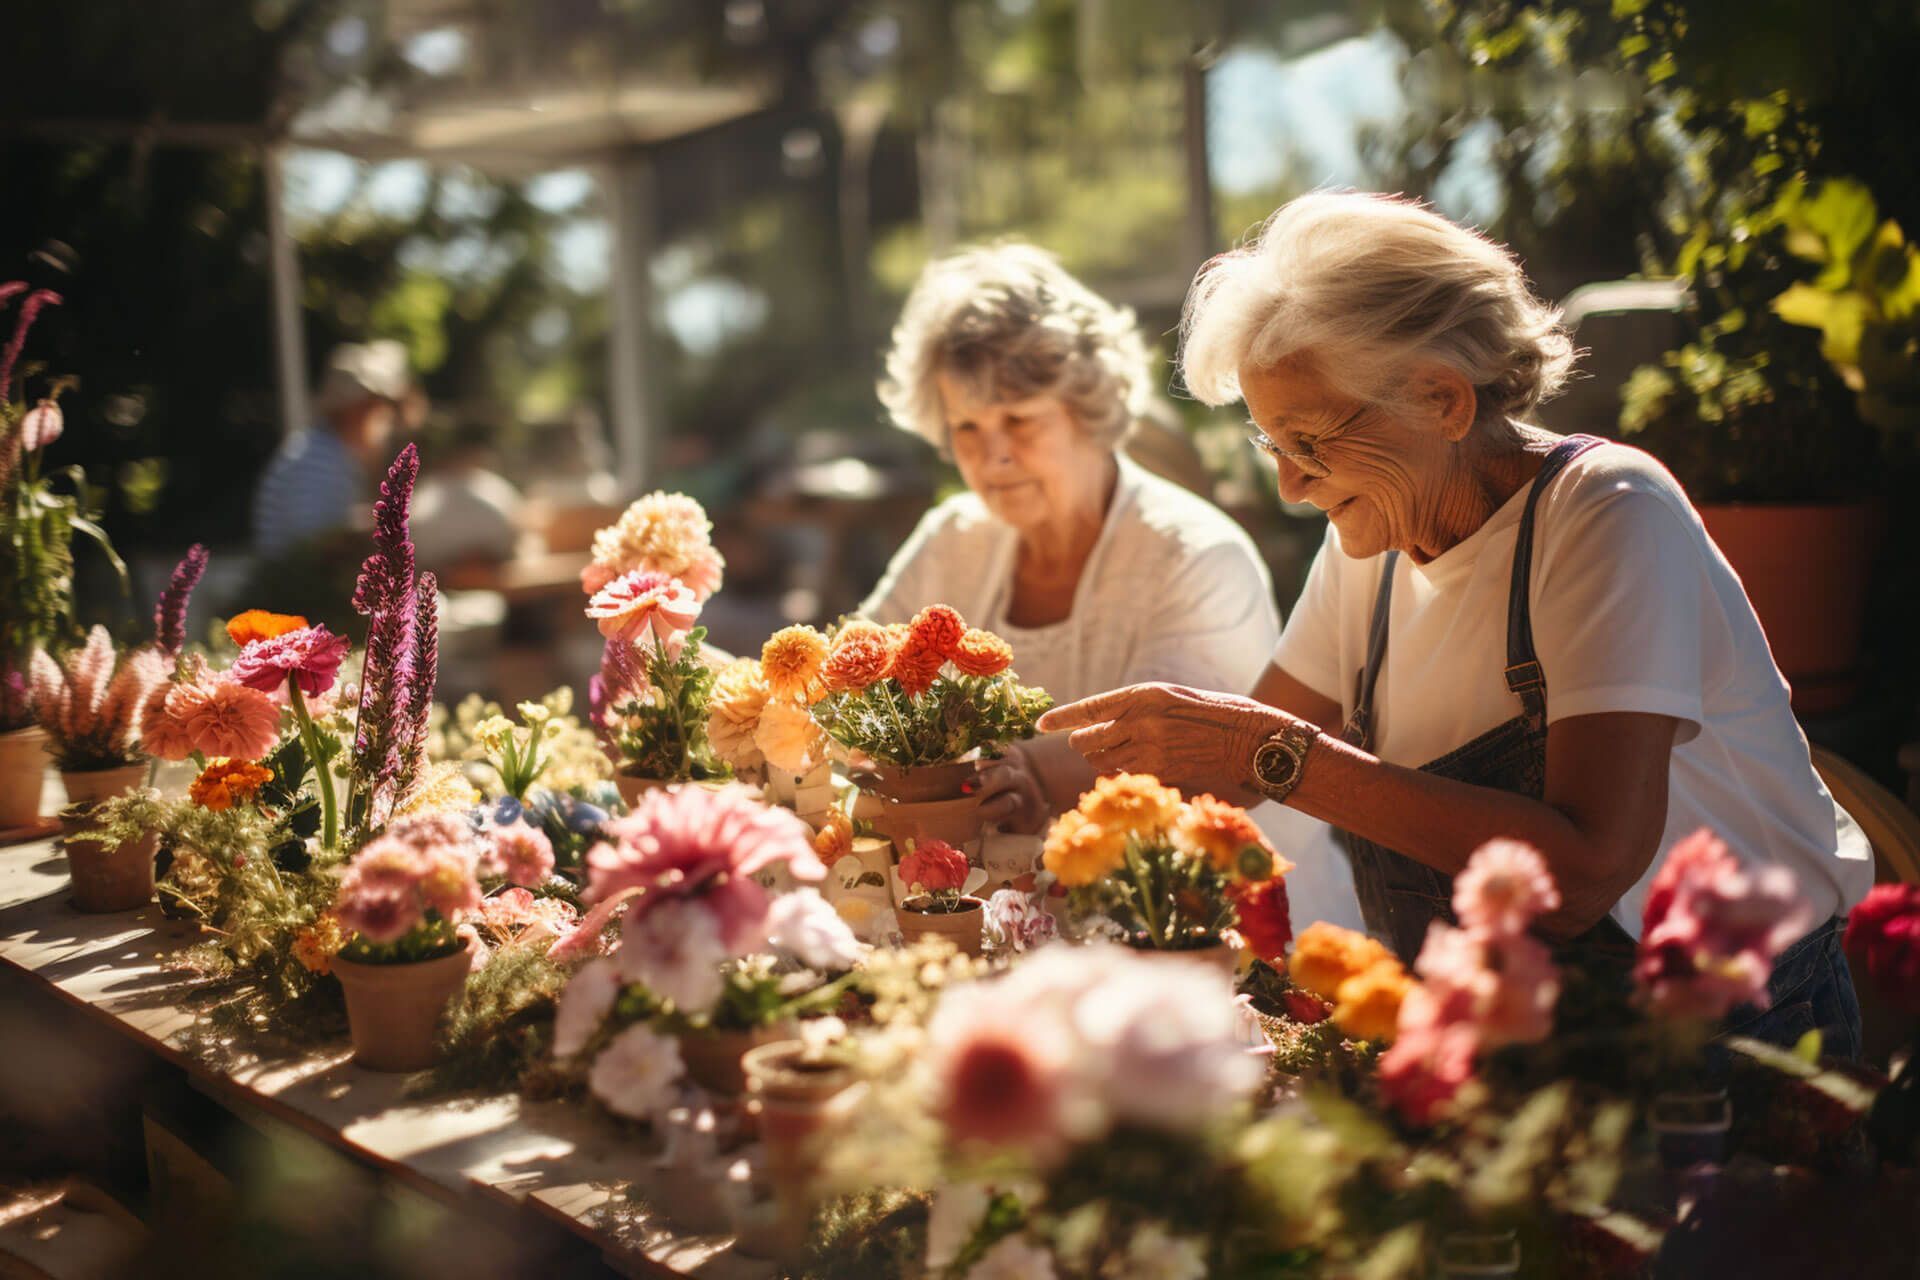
[864,762,987,856]
[676,1022,796,1096]
[332,937,477,1072]
[0,727,51,828]
[61,762,149,808]
[1699,502,1881,715]
[897,895,985,956]
[60,814,158,913]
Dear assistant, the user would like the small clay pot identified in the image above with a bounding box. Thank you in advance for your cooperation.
[332,937,478,1072]
[896,895,985,956]
[676,1022,796,1096]
[1125,938,1241,978]
[60,813,157,913]
[61,762,149,808]
[865,760,976,804]
[742,1040,862,1237]
[0,726,51,828]
[614,771,670,811]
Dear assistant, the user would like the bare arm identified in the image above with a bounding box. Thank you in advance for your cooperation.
[1249,660,1343,733]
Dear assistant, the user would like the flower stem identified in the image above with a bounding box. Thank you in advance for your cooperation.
[1124,839,1164,948]
[881,681,915,764]
[288,683,338,851]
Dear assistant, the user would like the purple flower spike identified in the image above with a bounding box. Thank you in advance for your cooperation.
[154,544,209,657]
[0,289,63,404]
[350,444,428,832]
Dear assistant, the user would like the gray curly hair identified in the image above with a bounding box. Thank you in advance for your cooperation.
[1180,191,1575,430]
[879,243,1153,452]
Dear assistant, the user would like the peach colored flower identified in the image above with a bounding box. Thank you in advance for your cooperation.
[1330,960,1414,1042]
[174,678,282,761]
[950,628,1014,678]
[585,569,700,652]
[822,621,896,693]
[706,658,770,771]
[1453,838,1561,936]
[293,913,347,975]
[585,491,725,601]
[138,679,198,761]
[754,698,825,773]
[225,609,309,649]
[813,809,854,863]
[1173,793,1288,875]
[760,626,829,703]
[890,633,947,698]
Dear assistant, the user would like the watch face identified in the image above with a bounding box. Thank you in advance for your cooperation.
[1255,740,1299,790]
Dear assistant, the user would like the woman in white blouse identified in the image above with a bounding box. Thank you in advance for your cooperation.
[860,243,1361,926]
[1043,192,1871,1053]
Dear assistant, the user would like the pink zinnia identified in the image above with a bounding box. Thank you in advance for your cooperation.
[231,625,351,697]
[1453,839,1561,937]
[175,678,282,761]
[584,570,700,653]
[1377,988,1480,1125]
[487,820,555,888]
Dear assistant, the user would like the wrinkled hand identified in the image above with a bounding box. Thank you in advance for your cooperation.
[1036,682,1294,798]
[974,748,1049,834]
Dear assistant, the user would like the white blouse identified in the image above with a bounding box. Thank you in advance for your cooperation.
[860,456,1366,930]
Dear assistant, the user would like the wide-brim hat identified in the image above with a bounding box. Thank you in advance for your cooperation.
[314,340,411,414]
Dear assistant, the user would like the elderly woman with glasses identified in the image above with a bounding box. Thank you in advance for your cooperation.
[1041,192,1871,1052]
[861,243,1361,925]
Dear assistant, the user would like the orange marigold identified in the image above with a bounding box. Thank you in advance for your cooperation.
[1288,921,1397,1003]
[226,609,309,649]
[907,604,967,660]
[760,625,829,702]
[293,912,347,975]
[189,758,275,812]
[823,621,897,693]
[1042,809,1128,887]
[890,634,947,698]
[1076,772,1183,840]
[950,628,1014,678]
[813,809,855,863]
[1173,794,1291,876]
[1331,962,1414,1042]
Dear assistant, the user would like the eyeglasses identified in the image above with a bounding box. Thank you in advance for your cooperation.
[1248,432,1331,479]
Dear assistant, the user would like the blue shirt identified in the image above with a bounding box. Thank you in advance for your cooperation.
[252,427,364,557]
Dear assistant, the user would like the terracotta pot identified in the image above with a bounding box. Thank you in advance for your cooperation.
[866,760,976,803]
[897,895,985,956]
[1125,938,1242,978]
[614,772,732,811]
[61,762,149,808]
[741,1041,861,1237]
[1698,502,1882,715]
[60,814,158,913]
[332,937,477,1072]
[0,727,50,828]
[676,1022,796,1096]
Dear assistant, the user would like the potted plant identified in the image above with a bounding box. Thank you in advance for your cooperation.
[893,838,987,956]
[27,627,164,807]
[0,286,129,829]
[328,813,485,1072]
[59,787,165,913]
[806,607,1050,853]
[1041,773,1292,973]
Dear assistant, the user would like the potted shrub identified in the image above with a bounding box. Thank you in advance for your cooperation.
[328,813,486,1072]
[893,839,987,956]
[805,607,1050,854]
[1041,773,1293,973]
[27,627,163,807]
[60,788,165,913]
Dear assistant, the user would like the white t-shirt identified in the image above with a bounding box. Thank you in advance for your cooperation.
[1273,440,1872,938]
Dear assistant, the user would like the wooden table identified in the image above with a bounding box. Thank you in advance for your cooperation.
[0,838,771,1279]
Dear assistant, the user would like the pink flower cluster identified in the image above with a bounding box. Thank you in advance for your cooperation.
[26,627,166,769]
[231,625,351,698]
[479,820,556,888]
[1378,840,1564,1125]
[1635,829,1812,1021]
[140,668,282,763]
[334,813,484,945]
[468,887,579,955]
[585,569,701,654]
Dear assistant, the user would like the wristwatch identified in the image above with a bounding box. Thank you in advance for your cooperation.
[1250,720,1320,804]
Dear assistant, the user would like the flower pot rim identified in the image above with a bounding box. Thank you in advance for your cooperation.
[741,1039,856,1086]
[902,894,983,915]
[333,934,477,985]
[0,725,47,740]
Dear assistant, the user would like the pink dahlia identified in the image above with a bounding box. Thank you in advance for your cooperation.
[174,677,282,761]
[583,783,825,953]
[1453,838,1561,937]
[584,569,701,653]
[231,625,351,697]
[486,820,556,888]
[333,815,485,945]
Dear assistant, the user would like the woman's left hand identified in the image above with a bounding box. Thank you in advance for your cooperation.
[974,747,1050,834]
[1036,682,1297,798]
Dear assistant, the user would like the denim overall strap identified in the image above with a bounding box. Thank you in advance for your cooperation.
[1341,552,1401,752]
[1502,434,1605,725]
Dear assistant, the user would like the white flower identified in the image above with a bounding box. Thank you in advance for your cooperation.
[766,888,865,971]
[617,897,730,1014]
[1102,1224,1208,1280]
[552,957,622,1058]
[798,1015,847,1060]
[926,1182,994,1271]
[588,1023,684,1119]
[968,1235,1057,1280]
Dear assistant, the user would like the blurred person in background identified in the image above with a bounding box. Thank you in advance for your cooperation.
[410,418,526,584]
[861,243,1362,927]
[252,340,416,558]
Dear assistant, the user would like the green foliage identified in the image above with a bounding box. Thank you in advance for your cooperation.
[607,628,730,782]
[338,914,463,965]
[422,944,569,1096]
[812,673,1050,768]
[1067,835,1237,951]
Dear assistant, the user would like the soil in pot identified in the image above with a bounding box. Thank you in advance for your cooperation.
[897,895,985,956]
[60,814,158,913]
[0,727,51,829]
[332,937,477,1072]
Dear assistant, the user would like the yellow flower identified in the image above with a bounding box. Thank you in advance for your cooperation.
[517,700,553,726]
[395,760,483,817]
[1288,922,1397,1004]
[755,698,825,774]
[1077,773,1183,840]
[1173,794,1292,876]
[760,626,829,703]
[293,913,346,975]
[1330,962,1414,1042]
[474,715,515,752]
[1042,809,1128,887]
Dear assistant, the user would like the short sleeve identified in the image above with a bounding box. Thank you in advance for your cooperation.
[1123,541,1280,694]
[856,500,962,624]
[1533,484,1706,741]
[1270,524,1347,707]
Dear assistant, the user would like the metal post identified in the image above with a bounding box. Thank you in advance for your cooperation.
[263,146,310,437]
[602,149,659,497]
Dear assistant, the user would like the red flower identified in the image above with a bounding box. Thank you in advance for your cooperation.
[908,604,966,658]
[1230,876,1293,962]
[899,839,969,894]
[890,634,947,698]
[1844,883,1920,1015]
[231,626,351,697]
[1282,988,1331,1024]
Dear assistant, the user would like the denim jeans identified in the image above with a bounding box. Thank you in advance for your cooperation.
[1720,917,1862,1062]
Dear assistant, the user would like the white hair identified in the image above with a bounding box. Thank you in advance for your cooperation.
[879,243,1152,452]
[1179,191,1574,428]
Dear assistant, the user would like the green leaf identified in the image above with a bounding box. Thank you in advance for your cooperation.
[1795,1028,1823,1064]
[68,515,131,596]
